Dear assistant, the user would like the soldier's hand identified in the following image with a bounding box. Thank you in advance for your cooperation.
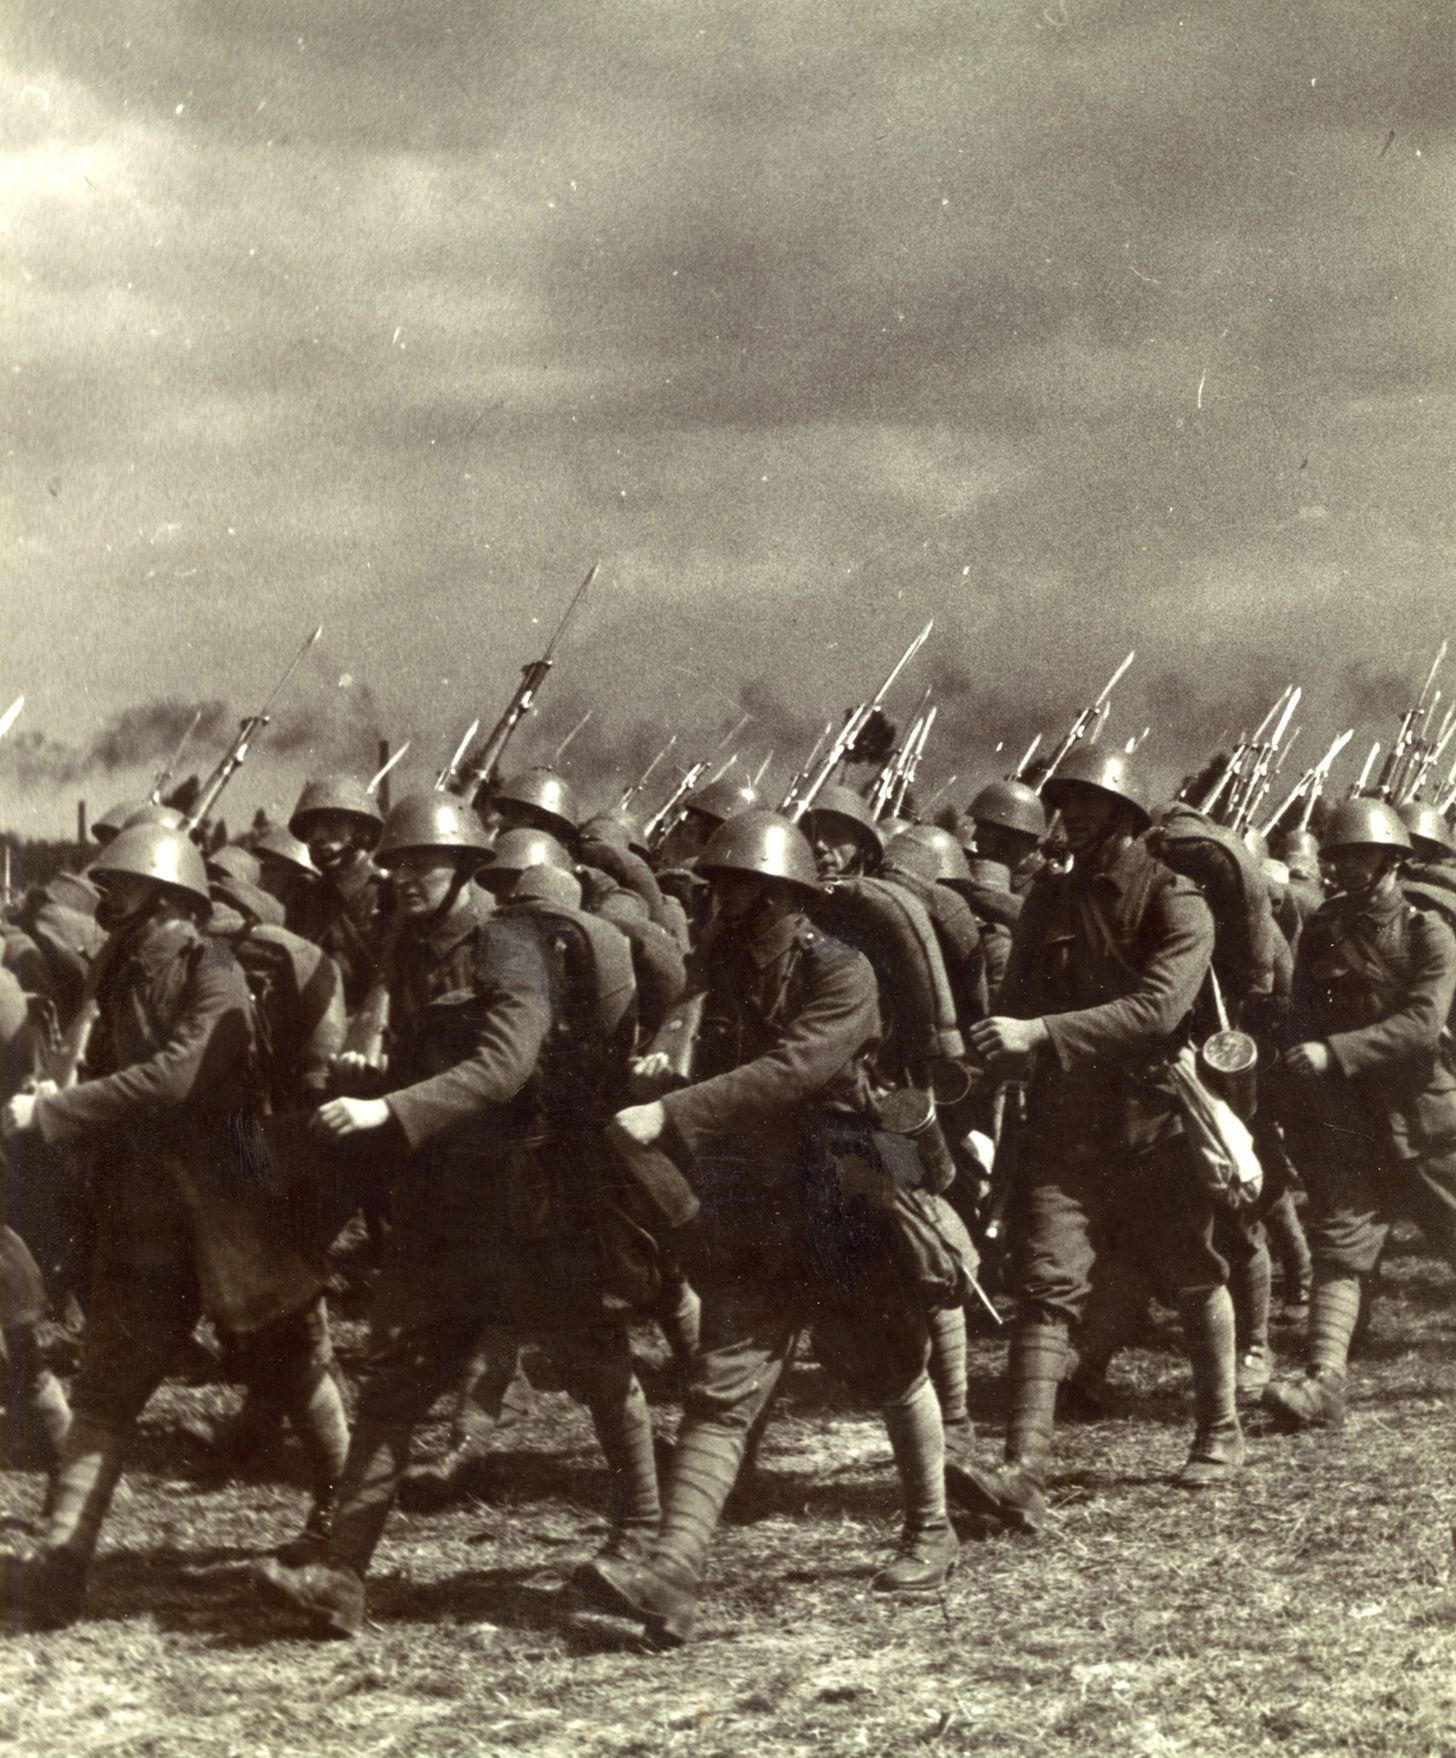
[311,1097,392,1138]
[334,1049,384,1078]
[1285,1041,1333,1078]
[629,1052,673,1099]
[968,1016,1049,1063]
[1,1094,37,1137]
[610,1101,667,1147]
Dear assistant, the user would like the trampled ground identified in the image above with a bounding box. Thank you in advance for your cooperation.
[3,1232,1455,1758]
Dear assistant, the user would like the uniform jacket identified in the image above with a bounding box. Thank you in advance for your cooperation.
[290,851,388,1013]
[1002,835,1214,1155]
[1288,884,1456,1157]
[661,911,878,1161]
[29,916,321,1331]
[956,858,1023,1007]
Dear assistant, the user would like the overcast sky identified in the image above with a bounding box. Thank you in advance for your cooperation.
[3,1,1453,837]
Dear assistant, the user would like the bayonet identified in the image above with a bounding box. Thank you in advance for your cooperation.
[435,719,481,792]
[367,740,410,797]
[148,706,205,805]
[186,625,322,832]
[552,708,593,765]
[1040,650,1135,784]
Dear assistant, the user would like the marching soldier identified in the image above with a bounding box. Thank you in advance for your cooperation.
[579,811,961,1647]
[957,749,1234,1533]
[1265,799,1456,1430]
[1,822,347,1629]
[287,776,388,1012]
[255,794,660,1638]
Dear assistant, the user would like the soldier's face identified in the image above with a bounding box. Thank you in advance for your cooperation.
[95,874,158,931]
[809,821,863,880]
[1056,784,1118,854]
[391,851,461,916]
[712,871,770,922]
[302,811,361,874]
[1327,845,1395,894]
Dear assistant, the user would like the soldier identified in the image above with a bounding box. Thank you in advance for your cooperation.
[801,784,884,885]
[252,824,320,934]
[1264,799,1456,1430]
[287,776,388,1012]
[0,822,347,1629]
[957,748,1233,1534]
[955,781,1047,1004]
[487,766,578,843]
[255,793,660,1638]
[653,775,759,873]
[578,811,960,1648]
[1272,828,1326,954]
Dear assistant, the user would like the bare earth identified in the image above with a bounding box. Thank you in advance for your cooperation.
[3,1231,1455,1758]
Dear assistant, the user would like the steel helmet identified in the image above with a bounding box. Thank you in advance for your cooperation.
[877,815,912,843]
[206,845,263,889]
[883,824,972,884]
[1041,749,1151,831]
[375,792,494,867]
[90,822,212,912]
[1398,800,1456,858]
[122,803,187,833]
[684,776,759,826]
[477,827,574,878]
[801,785,884,856]
[491,768,577,837]
[1320,798,1411,853]
[580,808,650,860]
[289,776,384,845]
[92,799,149,844]
[968,778,1047,840]
[255,825,318,876]
[1275,828,1322,880]
[697,811,818,893]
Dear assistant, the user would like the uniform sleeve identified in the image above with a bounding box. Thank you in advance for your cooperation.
[661,941,878,1153]
[1326,911,1456,1078]
[385,920,552,1152]
[298,948,346,1093]
[34,942,253,1142]
[1040,882,1214,1069]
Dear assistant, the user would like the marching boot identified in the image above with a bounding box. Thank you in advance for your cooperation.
[1265,1189,1312,1321]
[1263,1273,1360,1431]
[872,1376,958,1594]
[1175,1286,1245,1488]
[1229,1231,1274,1403]
[575,1415,751,1644]
[19,1413,131,1629]
[573,1372,662,1575]
[254,1556,365,1639]
[947,1318,1063,1533]
[399,1331,529,1512]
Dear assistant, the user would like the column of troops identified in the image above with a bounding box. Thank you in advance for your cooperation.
[0,744,1453,1647]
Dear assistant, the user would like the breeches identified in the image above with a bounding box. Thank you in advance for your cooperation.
[355,1226,633,1435]
[1014,1138,1227,1328]
[1303,1140,1456,1278]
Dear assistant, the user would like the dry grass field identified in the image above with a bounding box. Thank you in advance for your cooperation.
[3,1229,1455,1758]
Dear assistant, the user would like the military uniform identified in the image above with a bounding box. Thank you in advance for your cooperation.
[16,860,342,1625]
[259,872,659,1635]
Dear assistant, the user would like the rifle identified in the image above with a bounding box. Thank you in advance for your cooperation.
[1008,732,1042,783]
[1039,649,1135,786]
[552,708,593,765]
[1375,639,1446,802]
[434,719,480,793]
[148,707,204,806]
[1347,739,1381,798]
[890,703,937,818]
[781,720,833,817]
[185,626,322,833]
[780,620,935,822]
[1399,702,1456,804]
[1261,728,1353,837]
[620,735,677,811]
[643,760,709,849]
[1229,687,1300,833]
[451,561,599,799]
[366,741,410,796]
[979,1077,1028,1267]
[1195,686,1291,821]
[867,686,932,819]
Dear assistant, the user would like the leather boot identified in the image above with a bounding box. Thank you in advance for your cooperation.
[871,1520,958,1594]
[254,1556,365,1639]
[1176,1287,1243,1490]
[1263,1367,1347,1431]
[575,1552,698,1648]
[946,1319,1061,1534]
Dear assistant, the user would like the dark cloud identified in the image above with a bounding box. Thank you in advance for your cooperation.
[2,2,1454,834]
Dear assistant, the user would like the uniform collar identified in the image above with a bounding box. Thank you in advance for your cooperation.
[743,908,804,970]
[329,851,378,903]
[117,916,199,977]
[412,887,489,959]
[1069,833,1144,896]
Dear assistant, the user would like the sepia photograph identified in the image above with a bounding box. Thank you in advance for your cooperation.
[2,2,1454,1753]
